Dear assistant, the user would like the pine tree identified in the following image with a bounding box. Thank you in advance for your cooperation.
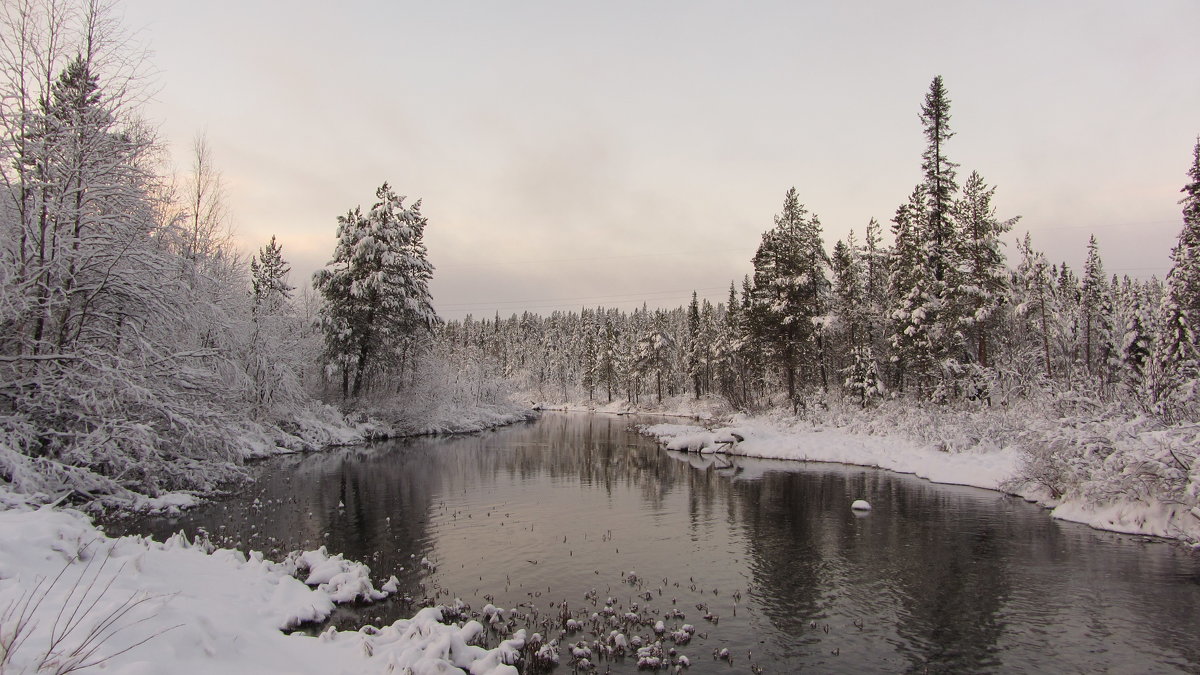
[748,187,829,403]
[954,170,1017,367]
[888,186,931,391]
[831,236,867,349]
[686,292,703,399]
[920,75,960,288]
[842,346,883,408]
[250,235,293,315]
[1148,139,1200,416]
[313,183,439,398]
[1079,235,1108,378]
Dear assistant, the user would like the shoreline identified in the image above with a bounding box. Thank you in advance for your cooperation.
[634,414,1200,548]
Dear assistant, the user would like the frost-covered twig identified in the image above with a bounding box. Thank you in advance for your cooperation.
[0,542,175,674]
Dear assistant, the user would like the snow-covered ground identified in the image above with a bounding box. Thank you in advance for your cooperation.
[0,506,526,674]
[637,411,1200,546]
[642,418,1020,491]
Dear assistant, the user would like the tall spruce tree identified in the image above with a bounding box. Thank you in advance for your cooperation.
[954,170,1017,367]
[888,186,931,391]
[749,188,829,403]
[686,291,703,399]
[921,75,959,287]
[1149,139,1200,414]
[313,183,439,398]
[1079,235,1108,377]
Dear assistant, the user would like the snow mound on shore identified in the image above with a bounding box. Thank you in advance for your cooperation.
[642,420,1020,490]
[642,417,1200,544]
[0,506,523,674]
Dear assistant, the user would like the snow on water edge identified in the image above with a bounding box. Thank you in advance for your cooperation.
[0,507,524,674]
[641,420,1200,545]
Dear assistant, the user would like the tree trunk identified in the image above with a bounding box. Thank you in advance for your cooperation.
[977,322,988,368]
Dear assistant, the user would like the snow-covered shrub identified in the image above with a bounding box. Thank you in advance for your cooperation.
[1004,400,1199,522]
[841,346,884,408]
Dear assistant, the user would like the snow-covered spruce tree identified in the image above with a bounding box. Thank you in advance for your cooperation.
[842,346,883,409]
[1118,278,1156,397]
[686,292,704,399]
[1077,235,1121,395]
[713,282,745,407]
[888,186,933,392]
[860,217,891,353]
[831,233,872,397]
[920,76,960,291]
[313,183,439,399]
[250,235,293,315]
[1148,139,1200,420]
[748,188,829,405]
[831,235,867,350]
[953,170,1017,369]
[634,311,676,404]
[698,296,718,396]
[917,76,967,396]
[597,310,619,402]
[1014,233,1054,381]
[580,308,598,401]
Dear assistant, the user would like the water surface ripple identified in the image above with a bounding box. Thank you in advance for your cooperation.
[107,413,1200,674]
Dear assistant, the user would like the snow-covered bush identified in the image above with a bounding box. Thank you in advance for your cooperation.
[1003,401,1199,528]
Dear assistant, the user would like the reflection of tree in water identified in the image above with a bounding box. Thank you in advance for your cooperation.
[721,463,1013,671]
[733,470,832,652]
[879,484,1011,673]
[114,413,689,557]
[108,413,1200,671]
[997,517,1200,672]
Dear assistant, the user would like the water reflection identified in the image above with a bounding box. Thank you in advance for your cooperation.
[107,413,1200,673]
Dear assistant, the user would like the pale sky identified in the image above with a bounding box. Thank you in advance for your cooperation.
[121,0,1200,320]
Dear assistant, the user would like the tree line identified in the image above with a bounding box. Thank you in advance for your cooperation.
[2,0,1194,506]
[441,77,1200,426]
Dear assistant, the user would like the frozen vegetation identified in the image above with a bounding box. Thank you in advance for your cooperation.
[1,1,1199,672]
[0,2,533,512]
[639,401,1200,544]
[435,80,1200,547]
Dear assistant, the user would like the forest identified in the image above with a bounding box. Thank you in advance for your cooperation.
[1,1,1197,531]
[438,79,1200,519]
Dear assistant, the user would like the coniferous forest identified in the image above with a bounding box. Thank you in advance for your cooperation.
[439,79,1200,515]
[0,2,1197,534]
[3,4,1200,675]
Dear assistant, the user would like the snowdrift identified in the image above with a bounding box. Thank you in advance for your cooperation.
[0,507,525,675]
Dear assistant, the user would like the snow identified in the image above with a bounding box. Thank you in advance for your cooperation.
[851,499,872,511]
[0,506,525,674]
[641,414,1200,544]
[641,418,1021,491]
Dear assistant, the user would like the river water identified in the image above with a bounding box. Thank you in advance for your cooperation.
[106,412,1200,673]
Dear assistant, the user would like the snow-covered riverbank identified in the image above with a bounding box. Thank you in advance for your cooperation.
[0,506,526,674]
[1,400,537,516]
[639,415,1200,546]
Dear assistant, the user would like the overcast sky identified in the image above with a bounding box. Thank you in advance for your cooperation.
[121,0,1200,320]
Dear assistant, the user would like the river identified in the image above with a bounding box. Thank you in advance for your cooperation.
[105,412,1200,673]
